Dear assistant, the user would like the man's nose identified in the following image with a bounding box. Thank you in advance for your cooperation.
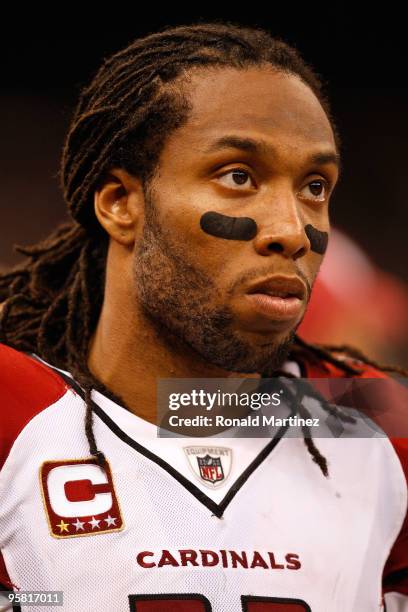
[252,193,311,259]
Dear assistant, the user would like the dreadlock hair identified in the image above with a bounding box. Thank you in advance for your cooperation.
[0,20,406,476]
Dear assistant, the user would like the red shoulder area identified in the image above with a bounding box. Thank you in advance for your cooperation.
[299,351,389,379]
[298,350,408,441]
[0,343,68,469]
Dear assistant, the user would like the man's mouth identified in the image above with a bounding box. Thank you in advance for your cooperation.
[244,275,306,322]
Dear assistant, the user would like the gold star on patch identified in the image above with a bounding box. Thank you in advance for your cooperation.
[56,520,70,533]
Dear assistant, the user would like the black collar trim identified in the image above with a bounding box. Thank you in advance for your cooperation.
[37,359,293,519]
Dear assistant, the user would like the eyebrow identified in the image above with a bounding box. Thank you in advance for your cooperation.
[206,135,342,174]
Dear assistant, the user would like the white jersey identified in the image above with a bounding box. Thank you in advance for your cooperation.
[0,342,407,611]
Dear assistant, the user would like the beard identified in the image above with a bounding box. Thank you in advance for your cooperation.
[133,193,298,374]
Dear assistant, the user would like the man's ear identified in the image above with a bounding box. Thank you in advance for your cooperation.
[93,167,144,246]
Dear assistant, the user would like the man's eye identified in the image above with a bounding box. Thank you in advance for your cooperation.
[300,180,329,202]
[216,169,255,189]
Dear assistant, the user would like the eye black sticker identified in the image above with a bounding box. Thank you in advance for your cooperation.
[200,211,258,241]
[200,212,328,254]
[305,224,329,255]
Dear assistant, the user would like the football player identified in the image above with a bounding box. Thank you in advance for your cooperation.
[0,21,407,612]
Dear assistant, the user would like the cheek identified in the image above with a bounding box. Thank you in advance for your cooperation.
[152,199,235,275]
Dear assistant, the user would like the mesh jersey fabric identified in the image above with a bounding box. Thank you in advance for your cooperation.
[0,342,407,612]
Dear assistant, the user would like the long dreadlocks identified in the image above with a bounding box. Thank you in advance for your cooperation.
[0,21,405,478]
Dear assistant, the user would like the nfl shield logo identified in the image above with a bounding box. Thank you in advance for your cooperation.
[184,446,232,488]
[197,454,224,484]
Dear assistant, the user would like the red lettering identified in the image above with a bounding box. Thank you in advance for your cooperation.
[201,466,222,481]
[285,553,301,570]
[64,479,109,502]
[200,550,219,567]
[267,553,284,569]
[136,551,155,569]
[179,549,198,566]
[157,550,179,568]
[201,467,211,479]
[230,550,248,568]
[250,551,269,569]
[220,549,228,567]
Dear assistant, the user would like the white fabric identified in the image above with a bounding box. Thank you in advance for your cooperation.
[0,362,407,611]
[384,592,408,611]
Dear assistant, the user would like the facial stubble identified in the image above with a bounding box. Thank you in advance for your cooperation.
[133,193,297,375]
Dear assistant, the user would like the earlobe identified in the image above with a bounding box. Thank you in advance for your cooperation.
[93,169,143,247]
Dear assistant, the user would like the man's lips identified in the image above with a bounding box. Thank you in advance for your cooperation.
[245,293,304,320]
[243,275,307,323]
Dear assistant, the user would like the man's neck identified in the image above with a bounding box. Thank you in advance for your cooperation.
[87,302,259,425]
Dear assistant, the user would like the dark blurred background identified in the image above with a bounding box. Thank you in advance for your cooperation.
[1,9,407,366]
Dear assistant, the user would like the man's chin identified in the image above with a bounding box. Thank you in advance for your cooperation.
[200,330,296,375]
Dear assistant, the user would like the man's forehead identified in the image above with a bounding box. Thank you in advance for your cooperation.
[173,123,339,170]
[176,67,336,150]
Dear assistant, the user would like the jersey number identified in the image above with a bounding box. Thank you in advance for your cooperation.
[129,594,311,611]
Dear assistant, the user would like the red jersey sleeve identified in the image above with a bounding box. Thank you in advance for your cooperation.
[0,342,68,470]
[0,342,69,595]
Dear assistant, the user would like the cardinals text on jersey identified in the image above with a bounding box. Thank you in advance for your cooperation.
[0,342,407,611]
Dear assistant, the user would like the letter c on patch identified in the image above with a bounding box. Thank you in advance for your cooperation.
[47,464,113,518]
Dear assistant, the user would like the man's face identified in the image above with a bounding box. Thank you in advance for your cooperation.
[134,66,340,374]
